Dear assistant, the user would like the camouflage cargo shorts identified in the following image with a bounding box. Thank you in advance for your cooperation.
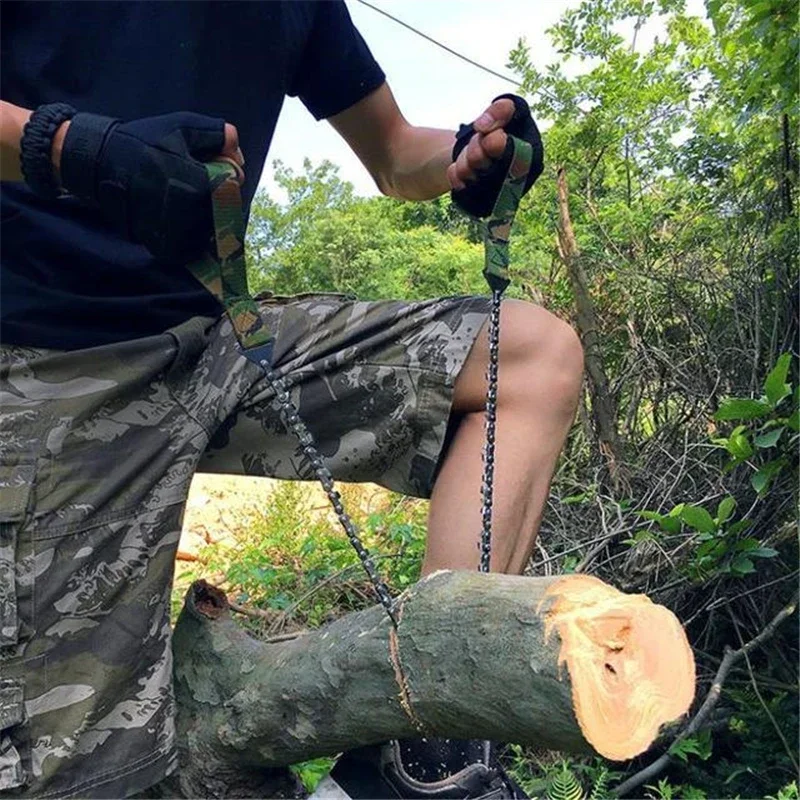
[0,292,490,798]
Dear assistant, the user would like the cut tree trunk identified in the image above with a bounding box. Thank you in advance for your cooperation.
[167,570,695,798]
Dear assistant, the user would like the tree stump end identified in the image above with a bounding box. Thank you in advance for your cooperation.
[541,574,696,761]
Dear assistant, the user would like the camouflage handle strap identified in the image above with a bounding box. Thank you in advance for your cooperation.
[483,135,533,294]
[187,160,273,354]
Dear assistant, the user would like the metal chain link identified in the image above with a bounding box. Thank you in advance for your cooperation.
[479,289,503,573]
[255,356,399,627]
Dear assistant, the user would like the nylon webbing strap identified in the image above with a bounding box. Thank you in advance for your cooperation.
[188,161,273,353]
[482,137,533,293]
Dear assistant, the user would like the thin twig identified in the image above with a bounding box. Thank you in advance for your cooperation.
[704,570,800,610]
[229,600,279,622]
[729,606,800,773]
[262,630,309,644]
[268,553,403,635]
[614,591,798,798]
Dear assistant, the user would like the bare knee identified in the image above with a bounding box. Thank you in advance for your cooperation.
[453,299,583,414]
[499,300,584,412]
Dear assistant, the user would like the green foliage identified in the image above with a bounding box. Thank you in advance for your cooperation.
[767,782,799,800]
[586,766,609,800]
[633,492,781,582]
[706,0,799,117]
[547,763,584,800]
[713,353,798,496]
[290,757,335,793]
[645,778,708,799]
[682,691,799,799]
[669,730,713,764]
[537,759,616,800]
[247,160,488,302]
[179,482,427,629]
[504,750,618,800]
[632,352,796,583]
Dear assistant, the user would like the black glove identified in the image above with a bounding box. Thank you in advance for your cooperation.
[451,94,543,219]
[60,111,226,262]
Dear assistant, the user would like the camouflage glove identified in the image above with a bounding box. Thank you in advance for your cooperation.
[451,94,543,219]
[60,111,226,263]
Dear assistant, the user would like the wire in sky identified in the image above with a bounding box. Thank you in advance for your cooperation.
[355,0,590,118]
[354,0,520,86]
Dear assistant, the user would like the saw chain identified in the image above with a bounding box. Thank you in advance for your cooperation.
[190,138,532,625]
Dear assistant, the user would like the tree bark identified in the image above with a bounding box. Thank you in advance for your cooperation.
[556,166,624,482]
[169,570,695,797]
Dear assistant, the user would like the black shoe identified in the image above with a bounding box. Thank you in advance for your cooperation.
[320,738,528,800]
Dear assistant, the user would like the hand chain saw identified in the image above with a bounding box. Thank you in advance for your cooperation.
[189,136,532,628]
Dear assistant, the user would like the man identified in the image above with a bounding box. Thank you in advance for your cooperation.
[0,2,583,798]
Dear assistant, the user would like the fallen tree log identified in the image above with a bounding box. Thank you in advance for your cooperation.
[169,570,695,797]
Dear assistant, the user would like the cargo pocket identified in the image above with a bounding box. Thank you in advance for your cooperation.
[0,461,35,650]
[0,679,27,790]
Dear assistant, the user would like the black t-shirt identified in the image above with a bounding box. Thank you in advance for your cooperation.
[0,0,385,349]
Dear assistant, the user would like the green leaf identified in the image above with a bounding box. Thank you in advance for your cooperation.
[547,764,584,800]
[669,731,712,763]
[625,529,656,546]
[726,430,753,460]
[681,787,708,799]
[697,537,727,559]
[716,496,736,524]
[681,505,717,533]
[787,408,800,433]
[751,469,769,494]
[715,398,772,421]
[751,458,787,496]
[291,757,336,793]
[727,519,753,536]
[764,353,792,407]
[658,516,682,534]
[754,428,784,448]
[730,554,756,575]
[563,492,589,505]
[749,546,779,559]
[638,510,683,534]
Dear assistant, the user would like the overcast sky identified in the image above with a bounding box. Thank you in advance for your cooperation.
[261,0,706,199]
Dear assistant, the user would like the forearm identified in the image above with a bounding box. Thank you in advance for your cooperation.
[379,124,455,202]
[1,100,70,182]
[329,85,457,203]
[1,101,31,181]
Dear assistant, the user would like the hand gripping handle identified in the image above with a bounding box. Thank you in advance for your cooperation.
[186,159,273,355]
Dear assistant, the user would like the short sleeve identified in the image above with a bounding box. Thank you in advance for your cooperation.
[288,1,386,120]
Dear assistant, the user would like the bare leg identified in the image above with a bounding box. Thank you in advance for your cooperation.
[424,300,584,575]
